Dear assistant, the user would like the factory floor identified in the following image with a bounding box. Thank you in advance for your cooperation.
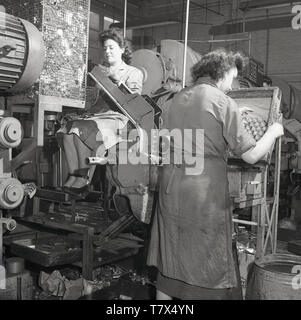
[5,225,301,300]
[27,247,157,300]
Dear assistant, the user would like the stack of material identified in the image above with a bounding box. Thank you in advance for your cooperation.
[95,233,144,255]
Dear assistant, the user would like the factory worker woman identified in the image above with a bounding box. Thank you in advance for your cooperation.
[56,28,143,195]
[147,48,284,300]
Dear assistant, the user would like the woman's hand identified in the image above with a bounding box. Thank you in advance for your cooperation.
[267,122,284,138]
[242,122,284,164]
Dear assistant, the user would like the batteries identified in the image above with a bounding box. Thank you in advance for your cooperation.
[241,113,267,141]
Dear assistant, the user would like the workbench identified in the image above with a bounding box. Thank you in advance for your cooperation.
[5,202,142,280]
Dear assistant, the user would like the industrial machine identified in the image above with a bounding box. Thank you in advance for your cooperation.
[0,10,44,266]
[271,78,301,233]
[1,0,301,291]
[0,1,163,282]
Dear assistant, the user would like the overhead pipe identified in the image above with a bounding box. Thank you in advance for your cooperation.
[240,0,298,11]
[123,0,127,38]
[182,0,190,89]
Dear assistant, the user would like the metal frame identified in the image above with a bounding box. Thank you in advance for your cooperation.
[232,138,281,259]
[123,0,127,38]
[232,139,281,259]
[182,0,190,88]
[230,86,282,259]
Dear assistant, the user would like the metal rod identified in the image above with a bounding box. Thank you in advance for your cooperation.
[210,34,214,51]
[233,219,268,227]
[182,0,190,89]
[17,277,22,300]
[233,219,257,227]
[256,198,265,259]
[123,0,127,38]
[190,0,224,16]
[272,137,282,253]
[248,32,252,56]
[178,38,250,43]
[263,199,276,253]
[0,210,2,266]
[58,147,63,187]
[261,166,268,256]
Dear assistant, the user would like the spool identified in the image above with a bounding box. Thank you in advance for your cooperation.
[0,178,24,209]
[246,253,301,300]
[0,117,22,149]
[131,49,165,96]
[5,257,25,274]
[2,217,17,231]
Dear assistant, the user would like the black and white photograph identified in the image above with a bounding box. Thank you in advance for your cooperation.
[0,0,301,309]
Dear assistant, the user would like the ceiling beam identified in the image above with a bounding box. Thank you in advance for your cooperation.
[92,0,138,18]
[111,13,182,29]
[191,0,224,16]
[240,0,299,11]
[111,18,180,30]
[209,15,294,35]
[126,0,140,8]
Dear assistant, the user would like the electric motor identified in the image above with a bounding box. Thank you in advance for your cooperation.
[0,11,45,93]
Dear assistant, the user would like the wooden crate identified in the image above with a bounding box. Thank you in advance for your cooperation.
[228,167,264,202]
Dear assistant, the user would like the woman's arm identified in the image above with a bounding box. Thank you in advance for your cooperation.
[219,95,284,163]
[241,122,284,164]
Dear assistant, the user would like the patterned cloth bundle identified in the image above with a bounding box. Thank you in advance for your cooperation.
[241,111,267,141]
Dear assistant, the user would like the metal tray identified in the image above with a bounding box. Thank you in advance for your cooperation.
[10,234,82,267]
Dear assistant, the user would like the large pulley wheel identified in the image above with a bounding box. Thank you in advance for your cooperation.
[131,49,165,96]
[160,39,202,87]
[0,117,22,148]
[0,178,24,209]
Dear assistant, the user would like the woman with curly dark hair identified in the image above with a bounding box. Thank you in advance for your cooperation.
[56,28,143,194]
[147,48,283,300]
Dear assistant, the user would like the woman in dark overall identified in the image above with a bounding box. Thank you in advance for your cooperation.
[147,49,284,300]
[56,28,143,195]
